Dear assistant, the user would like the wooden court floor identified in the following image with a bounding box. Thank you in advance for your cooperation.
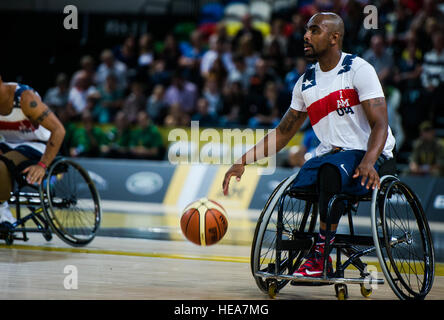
[0,235,443,300]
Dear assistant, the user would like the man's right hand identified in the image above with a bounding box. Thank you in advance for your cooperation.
[222,163,245,196]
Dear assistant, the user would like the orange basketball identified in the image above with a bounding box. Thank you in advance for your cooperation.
[180,198,228,246]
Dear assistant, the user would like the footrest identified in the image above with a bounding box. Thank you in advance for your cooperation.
[255,271,384,285]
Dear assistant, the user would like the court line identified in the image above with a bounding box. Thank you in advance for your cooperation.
[0,243,249,263]
[1,243,444,277]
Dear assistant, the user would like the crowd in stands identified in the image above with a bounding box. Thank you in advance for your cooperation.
[43,0,444,175]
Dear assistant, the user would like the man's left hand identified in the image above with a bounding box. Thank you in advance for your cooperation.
[353,161,380,190]
[22,165,46,185]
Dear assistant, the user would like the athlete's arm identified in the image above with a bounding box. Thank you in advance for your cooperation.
[222,108,307,196]
[352,97,388,190]
[20,90,66,184]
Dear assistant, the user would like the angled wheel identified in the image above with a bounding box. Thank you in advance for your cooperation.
[371,176,435,300]
[40,158,101,247]
[251,173,318,293]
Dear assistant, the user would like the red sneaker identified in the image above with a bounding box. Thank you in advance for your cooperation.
[293,245,333,278]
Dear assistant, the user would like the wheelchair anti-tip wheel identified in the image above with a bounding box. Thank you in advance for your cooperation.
[40,158,101,247]
[251,173,319,294]
[372,176,435,300]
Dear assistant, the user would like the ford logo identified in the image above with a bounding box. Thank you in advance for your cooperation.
[126,172,163,195]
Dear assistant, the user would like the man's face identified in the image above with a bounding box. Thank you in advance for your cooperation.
[303,16,332,59]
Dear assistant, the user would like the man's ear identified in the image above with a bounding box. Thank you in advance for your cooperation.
[330,32,340,46]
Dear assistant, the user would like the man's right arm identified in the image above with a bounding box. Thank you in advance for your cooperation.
[222,108,307,195]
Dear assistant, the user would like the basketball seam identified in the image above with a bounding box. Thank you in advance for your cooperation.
[208,209,223,241]
[184,209,200,245]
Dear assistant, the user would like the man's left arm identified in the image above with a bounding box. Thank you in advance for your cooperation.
[352,97,388,190]
[21,91,66,184]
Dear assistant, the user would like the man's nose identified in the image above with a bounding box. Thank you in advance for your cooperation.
[304,31,310,43]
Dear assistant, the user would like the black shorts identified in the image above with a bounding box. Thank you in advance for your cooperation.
[0,143,43,161]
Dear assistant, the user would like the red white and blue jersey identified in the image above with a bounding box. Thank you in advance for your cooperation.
[290,52,396,158]
[0,83,50,154]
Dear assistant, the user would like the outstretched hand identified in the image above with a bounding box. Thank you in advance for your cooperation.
[222,164,245,196]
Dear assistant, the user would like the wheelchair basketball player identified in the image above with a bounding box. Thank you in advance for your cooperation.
[0,76,65,225]
[223,12,396,278]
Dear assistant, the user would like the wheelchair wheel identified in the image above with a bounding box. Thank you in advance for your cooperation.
[40,158,101,247]
[251,173,318,294]
[371,176,435,300]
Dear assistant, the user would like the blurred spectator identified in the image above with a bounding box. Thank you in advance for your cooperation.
[69,110,107,158]
[122,81,147,124]
[421,30,444,121]
[232,14,264,53]
[287,13,305,59]
[394,31,424,138]
[138,33,155,68]
[385,86,405,151]
[164,103,190,127]
[149,60,170,87]
[113,35,138,69]
[191,97,220,127]
[96,49,128,91]
[179,29,206,71]
[129,111,165,160]
[201,35,234,79]
[164,70,198,114]
[237,34,260,76]
[158,33,181,71]
[102,111,132,159]
[265,19,287,56]
[264,38,287,78]
[202,74,223,115]
[221,81,244,127]
[94,73,125,123]
[248,58,281,96]
[285,57,307,94]
[228,54,252,91]
[363,34,394,85]
[410,0,444,52]
[408,121,444,176]
[44,73,69,112]
[70,55,96,88]
[248,81,281,128]
[67,70,99,120]
[146,84,168,125]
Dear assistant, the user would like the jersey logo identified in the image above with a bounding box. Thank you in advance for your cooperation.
[301,65,316,91]
[337,54,357,75]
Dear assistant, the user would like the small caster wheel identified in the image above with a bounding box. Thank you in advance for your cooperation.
[360,284,372,298]
[335,283,348,300]
[43,230,52,241]
[267,280,278,299]
[5,233,14,245]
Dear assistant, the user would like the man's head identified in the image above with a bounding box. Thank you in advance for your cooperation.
[370,34,385,56]
[303,12,344,59]
[419,121,435,141]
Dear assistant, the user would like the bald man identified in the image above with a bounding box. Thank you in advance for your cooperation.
[223,13,395,277]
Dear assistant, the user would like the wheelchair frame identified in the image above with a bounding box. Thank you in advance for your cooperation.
[251,174,435,300]
[0,157,101,247]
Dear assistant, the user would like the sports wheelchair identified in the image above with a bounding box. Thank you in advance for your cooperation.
[251,160,435,300]
[0,157,101,247]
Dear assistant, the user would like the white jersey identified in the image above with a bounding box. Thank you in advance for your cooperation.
[290,52,396,158]
[0,83,50,154]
